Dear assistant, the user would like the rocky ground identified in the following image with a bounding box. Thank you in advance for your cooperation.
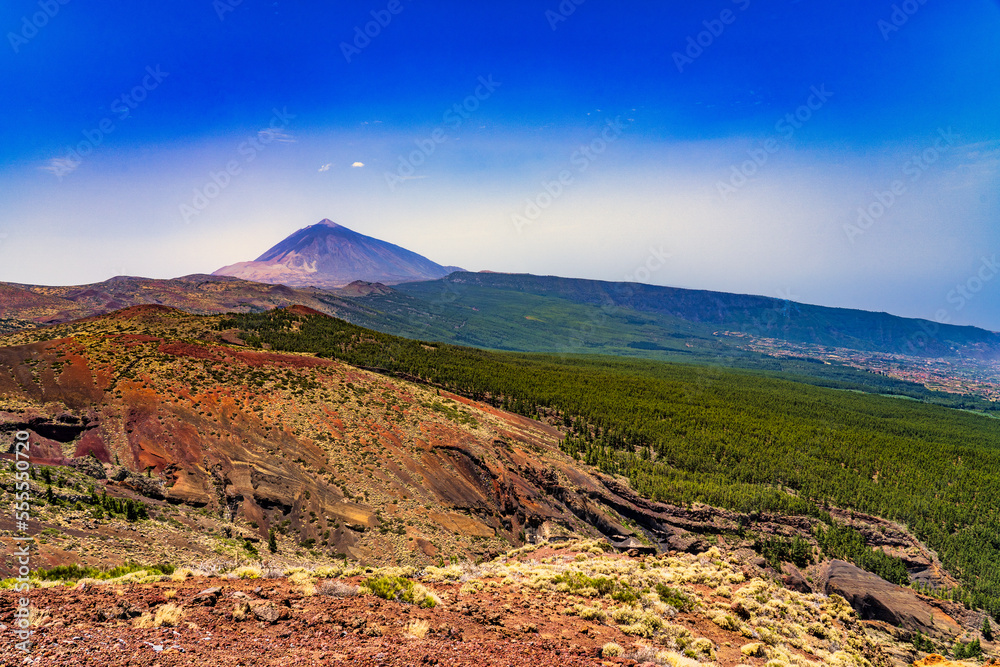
[3,541,987,667]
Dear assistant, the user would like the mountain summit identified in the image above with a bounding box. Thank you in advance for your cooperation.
[213,220,461,288]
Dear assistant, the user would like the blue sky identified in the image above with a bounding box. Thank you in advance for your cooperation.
[2,0,999,329]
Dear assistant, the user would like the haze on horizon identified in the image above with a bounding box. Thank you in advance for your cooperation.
[1,1,998,330]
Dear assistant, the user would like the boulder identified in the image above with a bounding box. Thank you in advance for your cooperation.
[68,456,107,480]
[824,560,960,637]
[781,563,811,593]
[250,600,290,623]
[122,473,166,500]
[192,587,222,606]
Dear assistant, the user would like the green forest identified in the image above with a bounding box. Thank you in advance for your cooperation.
[220,309,1000,618]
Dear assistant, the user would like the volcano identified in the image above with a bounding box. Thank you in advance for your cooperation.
[213,220,461,288]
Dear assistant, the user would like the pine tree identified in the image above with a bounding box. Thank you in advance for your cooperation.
[983,616,994,642]
[268,527,278,553]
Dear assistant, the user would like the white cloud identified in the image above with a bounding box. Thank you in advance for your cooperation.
[318,163,332,172]
[351,161,365,168]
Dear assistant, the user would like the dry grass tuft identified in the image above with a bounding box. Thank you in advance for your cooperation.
[404,619,430,639]
[317,580,360,597]
[133,603,185,628]
[232,599,251,621]
[230,565,263,580]
[154,603,185,627]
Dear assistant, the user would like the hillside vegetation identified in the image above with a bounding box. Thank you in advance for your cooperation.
[388,272,1000,359]
[221,309,1000,619]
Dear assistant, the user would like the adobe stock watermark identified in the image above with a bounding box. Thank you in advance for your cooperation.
[385,75,502,191]
[844,127,956,244]
[7,0,71,53]
[340,0,407,63]
[716,84,833,201]
[10,430,34,653]
[560,245,671,358]
[512,116,626,233]
[673,0,751,73]
[905,254,998,355]
[213,0,244,21]
[405,277,468,340]
[945,255,998,315]
[878,0,929,41]
[545,0,586,31]
[179,107,296,224]
[624,246,672,284]
[40,65,169,180]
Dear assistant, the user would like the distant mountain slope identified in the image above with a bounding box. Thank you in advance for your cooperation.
[380,272,1000,360]
[0,274,377,328]
[213,220,461,288]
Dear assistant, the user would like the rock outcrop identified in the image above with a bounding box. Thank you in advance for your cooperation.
[824,560,961,637]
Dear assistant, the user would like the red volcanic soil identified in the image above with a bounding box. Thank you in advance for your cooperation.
[283,305,330,318]
[0,576,624,666]
[75,304,184,324]
[156,340,333,369]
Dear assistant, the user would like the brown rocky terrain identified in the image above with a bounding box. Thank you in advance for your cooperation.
[0,274,377,333]
[0,306,996,665]
[0,541,967,667]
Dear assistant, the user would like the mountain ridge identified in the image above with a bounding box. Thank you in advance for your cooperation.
[384,272,1000,359]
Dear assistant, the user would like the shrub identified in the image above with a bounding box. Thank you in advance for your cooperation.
[655,583,693,612]
[552,571,616,597]
[806,622,828,639]
[232,566,263,580]
[601,642,624,657]
[288,570,313,586]
[611,606,643,625]
[576,604,607,621]
[318,580,360,598]
[711,612,740,631]
[691,637,715,659]
[362,575,437,608]
[621,623,654,637]
[312,565,343,579]
[34,561,173,583]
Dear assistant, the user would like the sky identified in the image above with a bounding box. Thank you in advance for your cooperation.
[1,0,999,329]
